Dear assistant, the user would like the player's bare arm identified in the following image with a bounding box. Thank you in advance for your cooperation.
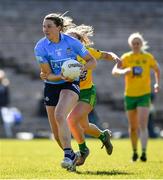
[153,63,161,93]
[112,63,132,76]
[100,51,122,68]
[100,51,121,63]
[82,53,97,71]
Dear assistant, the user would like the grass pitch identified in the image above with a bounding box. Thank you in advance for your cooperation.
[0,138,163,179]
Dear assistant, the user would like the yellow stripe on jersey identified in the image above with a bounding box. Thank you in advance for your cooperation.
[77,47,102,90]
[121,51,158,96]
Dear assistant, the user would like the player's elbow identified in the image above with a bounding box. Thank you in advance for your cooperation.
[112,69,116,76]
[93,58,97,68]
[112,66,117,75]
[89,57,97,70]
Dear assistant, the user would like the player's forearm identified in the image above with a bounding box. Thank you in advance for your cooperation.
[154,68,160,86]
[84,57,97,70]
[112,64,124,75]
[112,65,120,75]
[112,68,124,75]
[47,73,62,81]
[101,52,120,62]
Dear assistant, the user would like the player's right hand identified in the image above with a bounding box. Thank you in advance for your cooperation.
[40,72,47,80]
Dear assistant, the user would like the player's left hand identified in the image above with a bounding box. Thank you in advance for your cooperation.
[61,73,74,82]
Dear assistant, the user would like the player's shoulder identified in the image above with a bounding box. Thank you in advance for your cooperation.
[121,51,132,59]
[62,33,79,43]
[86,46,96,51]
[63,34,83,49]
[142,51,154,58]
[35,37,48,49]
[87,47,101,56]
[86,46,96,53]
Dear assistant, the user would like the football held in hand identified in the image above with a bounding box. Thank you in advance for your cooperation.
[61,59,82,80]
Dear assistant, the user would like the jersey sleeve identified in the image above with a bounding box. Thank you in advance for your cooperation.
[72,39,89,58]
[148,53,158,69]
[34,43,48,64]
[87,47,102,60]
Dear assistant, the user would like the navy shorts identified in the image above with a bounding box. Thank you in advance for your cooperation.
[44,81,80,106]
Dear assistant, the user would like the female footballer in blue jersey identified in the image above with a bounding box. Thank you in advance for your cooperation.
[34,13,97,170]
[41,24,121,166]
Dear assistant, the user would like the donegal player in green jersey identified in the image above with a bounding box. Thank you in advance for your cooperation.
[65,25,121,166]
[112,32,160,162]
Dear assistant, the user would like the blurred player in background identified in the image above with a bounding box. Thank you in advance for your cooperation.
[34,13,96,170]
[112,32,160,162]
[65,24,121,166]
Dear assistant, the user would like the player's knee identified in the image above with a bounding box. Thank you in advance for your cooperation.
[55,111,65,124]
[67,112,78,125]
[139,124,147,131]
[130,127,138,133]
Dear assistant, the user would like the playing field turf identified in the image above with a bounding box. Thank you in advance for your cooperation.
[0,139,163,179]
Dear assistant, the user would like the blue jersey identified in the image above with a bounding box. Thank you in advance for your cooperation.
[34,33,89,84]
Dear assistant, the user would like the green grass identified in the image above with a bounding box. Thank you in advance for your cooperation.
[0,139,163,179]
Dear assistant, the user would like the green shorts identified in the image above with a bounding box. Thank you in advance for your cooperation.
[124,94,151,111]
[79,85,96,108]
